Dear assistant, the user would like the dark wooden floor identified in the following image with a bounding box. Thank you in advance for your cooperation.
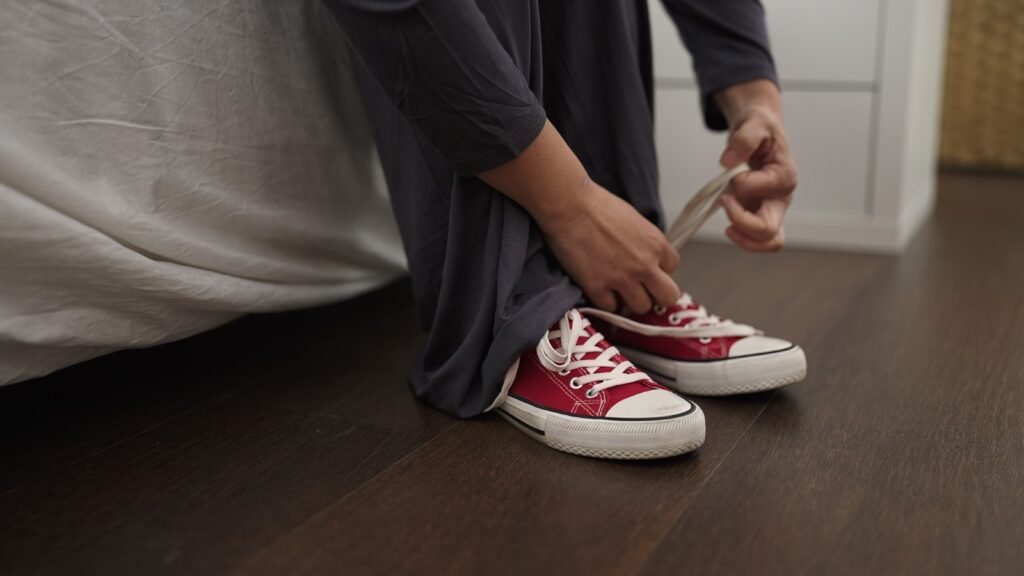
[2,173,1022,576]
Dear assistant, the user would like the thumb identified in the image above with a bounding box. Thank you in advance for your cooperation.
[720,121,769,168]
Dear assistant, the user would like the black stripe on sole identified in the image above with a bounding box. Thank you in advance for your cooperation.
[622,344,798,364]
[497,408,545,436]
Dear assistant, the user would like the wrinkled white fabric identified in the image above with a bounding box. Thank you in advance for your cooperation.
[0,0,407,384]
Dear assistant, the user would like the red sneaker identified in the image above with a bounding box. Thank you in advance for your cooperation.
[489,309,705,459]
[582,294,806,396]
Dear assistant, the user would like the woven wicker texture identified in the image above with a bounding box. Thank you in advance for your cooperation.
[941,0,1024,171]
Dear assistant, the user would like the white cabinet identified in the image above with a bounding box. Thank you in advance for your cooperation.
[651,0,949,252]
[652,0,881,85]
[656,89,873,218]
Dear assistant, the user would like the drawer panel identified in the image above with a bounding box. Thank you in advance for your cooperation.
[651,0,881,84]
[655,88,875,218]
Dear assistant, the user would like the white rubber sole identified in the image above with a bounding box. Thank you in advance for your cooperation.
[616,345,807,396]
[496,395,705,460]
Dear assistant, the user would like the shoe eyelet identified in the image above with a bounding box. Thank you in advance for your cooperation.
[668,314,682,325]
[653,305,666,315]
[558,367,571,376]
[585,388,599,399]
[699,337,712,344]
[569,377,582,390]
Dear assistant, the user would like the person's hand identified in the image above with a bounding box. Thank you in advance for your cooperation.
[715,80,798,252]
[478,121,679,314]
[542,178,681,313]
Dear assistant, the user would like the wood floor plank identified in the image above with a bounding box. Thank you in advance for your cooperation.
[0,279,458,575]
[0,323,265,496]
[639,174,1024,575]
[240,283,451,434]
[0,279,424,496]
[0,397,436,576]
[8,175,1016,575]
[232,247,886,576]
[232,404,762,576]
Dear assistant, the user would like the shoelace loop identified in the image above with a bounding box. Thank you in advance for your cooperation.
[666,163,751,251]
[536,310,650,395]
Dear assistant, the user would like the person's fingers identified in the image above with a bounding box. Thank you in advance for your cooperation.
[725,225,785,252]
[618,282,654,315]
[726,226,783,252]
[720,194,778,242]
[586,287,618,312]
[720,120,772,168]
[658,240,680,273]
[644,268,682,308]
[730,162,797,201]
[759,198,788,233]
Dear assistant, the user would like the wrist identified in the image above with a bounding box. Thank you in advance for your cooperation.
[528,172,592,230]
[715,79,781,129]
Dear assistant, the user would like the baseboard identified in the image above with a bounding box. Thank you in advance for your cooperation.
[896,181,936,249]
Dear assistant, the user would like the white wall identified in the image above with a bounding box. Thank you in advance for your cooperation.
[651,0,948,253]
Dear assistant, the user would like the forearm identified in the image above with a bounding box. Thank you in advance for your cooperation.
[478,120,589,228]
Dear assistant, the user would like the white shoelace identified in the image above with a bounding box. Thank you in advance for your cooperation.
[536,309,649,397]
[580,293,759,339]
[666,162,751,251]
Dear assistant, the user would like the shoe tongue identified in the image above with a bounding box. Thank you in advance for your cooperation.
[547,324,604,364]
[558,316,651,385]
[580,327,639,378]
[656,299,703,328]
[548,316,646,380]
[558,323,595,352]
[677,298,700,312]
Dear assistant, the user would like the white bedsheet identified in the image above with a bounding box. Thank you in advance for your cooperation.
[0,1,407,384]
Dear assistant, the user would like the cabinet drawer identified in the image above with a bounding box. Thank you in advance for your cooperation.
[651,0,881,84]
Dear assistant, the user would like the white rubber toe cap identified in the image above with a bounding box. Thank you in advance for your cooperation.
[605,389,693,419]
[729,335,794,358]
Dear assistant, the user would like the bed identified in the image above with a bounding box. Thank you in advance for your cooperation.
[0,0,407,384]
